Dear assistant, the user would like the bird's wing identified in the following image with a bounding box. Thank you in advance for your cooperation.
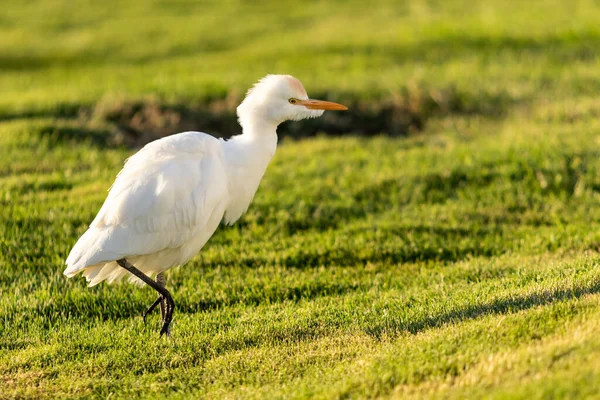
[64,132,228,275]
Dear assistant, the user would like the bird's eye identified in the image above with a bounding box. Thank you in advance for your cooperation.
[288,98,297,104]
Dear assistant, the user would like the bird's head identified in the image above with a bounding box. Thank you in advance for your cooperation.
[237,75,347,128]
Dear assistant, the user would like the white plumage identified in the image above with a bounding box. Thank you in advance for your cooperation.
[64,75,347,293]
[65,132,229,285]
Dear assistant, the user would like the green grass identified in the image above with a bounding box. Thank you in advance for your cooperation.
[3,0,600,398]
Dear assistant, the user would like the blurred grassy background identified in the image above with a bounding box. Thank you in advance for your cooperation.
[2,0,600,399]
[2,0,600,113]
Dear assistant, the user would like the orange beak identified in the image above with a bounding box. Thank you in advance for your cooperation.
[297,99,348,111]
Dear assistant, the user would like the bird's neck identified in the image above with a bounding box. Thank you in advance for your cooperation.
[223,118,280,182]
[220,119,279,224]
[240,116,278,138]
[236,116,279,154]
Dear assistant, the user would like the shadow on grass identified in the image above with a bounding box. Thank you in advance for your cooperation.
[241,150,595,235]
[37,124,114,148]
[0,103,83,121]
[365,278,600,338]
[0,277,359,333]
[5,274,598,359]
[240,166,503,235]
[200,226,504,270]
[352,167,500,206]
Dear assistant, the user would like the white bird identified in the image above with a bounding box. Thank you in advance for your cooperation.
[64,74,347,335]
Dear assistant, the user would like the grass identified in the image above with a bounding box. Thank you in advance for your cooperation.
[2,0,600,398]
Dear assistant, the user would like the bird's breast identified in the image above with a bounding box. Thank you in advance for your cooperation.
[223,164,268,225]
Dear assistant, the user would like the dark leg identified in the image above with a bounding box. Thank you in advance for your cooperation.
[117,259,175,336]
[156,272,167,324]
[142,273,168,325]
[142,297,162,323]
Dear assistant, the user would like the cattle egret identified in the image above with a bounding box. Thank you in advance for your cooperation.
[64,75,348,335]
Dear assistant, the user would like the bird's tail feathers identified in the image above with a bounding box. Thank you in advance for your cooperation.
[64,228,123,279]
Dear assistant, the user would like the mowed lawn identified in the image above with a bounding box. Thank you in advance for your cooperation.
[2,0,600,398]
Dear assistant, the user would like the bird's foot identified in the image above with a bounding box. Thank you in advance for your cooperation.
[142,296,162,324]
[159,295,175,337]
[143,295,173,336]
[160,322,171,337]
[116,261,175,336]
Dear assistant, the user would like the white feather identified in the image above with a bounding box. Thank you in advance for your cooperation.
[65,132,229,284]
[64,74,346,286]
